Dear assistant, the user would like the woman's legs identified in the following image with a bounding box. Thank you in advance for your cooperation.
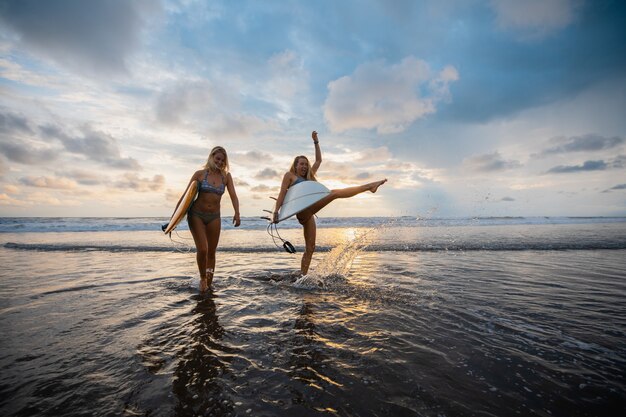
[295,179,386,275]
[299,216,316,275]
[188,214,221,292]
[204,218,221,288]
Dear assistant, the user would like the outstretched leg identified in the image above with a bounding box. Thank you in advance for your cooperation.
[297,179,387,223]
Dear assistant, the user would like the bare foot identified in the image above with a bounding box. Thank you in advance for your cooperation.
[199,277,209,292]
[369,179,388,193]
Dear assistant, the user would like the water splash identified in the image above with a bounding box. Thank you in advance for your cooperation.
[294,226,379,289]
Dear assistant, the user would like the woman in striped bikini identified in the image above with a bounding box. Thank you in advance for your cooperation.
[182,146,240,292]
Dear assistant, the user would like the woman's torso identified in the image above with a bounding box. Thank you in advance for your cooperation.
[193,169,225,212]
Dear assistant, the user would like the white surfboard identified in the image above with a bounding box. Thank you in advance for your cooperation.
[277,181,330,222]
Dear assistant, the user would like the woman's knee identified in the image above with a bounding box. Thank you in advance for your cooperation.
[304,242,316,254]
[196,245,209,258]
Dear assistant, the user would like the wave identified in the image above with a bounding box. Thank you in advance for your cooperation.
[5,241,626,253]
[1,216,626,233]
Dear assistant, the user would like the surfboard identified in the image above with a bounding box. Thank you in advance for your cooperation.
[162,180,198,234]
[277,181,330,222]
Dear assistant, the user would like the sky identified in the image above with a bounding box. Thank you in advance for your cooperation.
[0,0,625,218]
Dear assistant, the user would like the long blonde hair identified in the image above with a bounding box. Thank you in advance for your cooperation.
[204,146,229,174]
[290,155,316,181]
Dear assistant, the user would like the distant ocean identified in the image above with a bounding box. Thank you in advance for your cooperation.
[1,216,625,416]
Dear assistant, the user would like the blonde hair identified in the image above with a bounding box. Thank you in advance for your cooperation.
[204,146,229,174]
[290,155,316,181]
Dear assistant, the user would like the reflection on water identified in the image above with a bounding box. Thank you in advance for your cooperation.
[171,296,233,416]
[135,295,239,416]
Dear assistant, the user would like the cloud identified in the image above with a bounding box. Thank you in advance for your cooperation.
[155,80,215,126]
[324,57,458,134]
[0,140,58,165]
[501,196,516,201]
[357,146,393,162]
[41,125,141,170]
[463,152,522,172]
[18,175,77,189]
[250,184,278,193]
[254,168,281,180]
[610,155,625,169]
[113,173,165,192]
[231,150,273,164]
[0,0,161,75]
[265,49,309,102]
[234,178,250,187]
[602,184,626,193]
[0,111,35,135]
[536,134,625,157]
[0,110,59,164]
[208,114,278,140]
[546,160,607,173]
[490,0,581,39]
[56,169,106,186]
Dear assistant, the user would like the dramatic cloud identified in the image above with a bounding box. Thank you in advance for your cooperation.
[324,57,458,134]
[41,125,141,170]
[537,134,625,157]
[490,0,581,39]
[464,152,522,172]
[0,0,160,75]
[547,160,607,174]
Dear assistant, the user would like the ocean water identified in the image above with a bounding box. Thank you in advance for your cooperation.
[0,216,625,417]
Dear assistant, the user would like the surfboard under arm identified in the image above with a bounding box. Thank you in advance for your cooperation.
[163,180,198,234]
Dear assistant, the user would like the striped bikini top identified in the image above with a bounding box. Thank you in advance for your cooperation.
[293,176,308,185]
[198,170,225,195]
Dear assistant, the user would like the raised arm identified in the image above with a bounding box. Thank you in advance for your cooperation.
[225,172,241,227]
[311,130,322,175]
[272,172,293,223]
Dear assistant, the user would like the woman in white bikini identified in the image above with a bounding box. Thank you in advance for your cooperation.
[273,131,387,275]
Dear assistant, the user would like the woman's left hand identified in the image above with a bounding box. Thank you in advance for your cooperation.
[233,213,241,227]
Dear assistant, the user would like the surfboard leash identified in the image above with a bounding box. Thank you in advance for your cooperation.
[262,210,296,254]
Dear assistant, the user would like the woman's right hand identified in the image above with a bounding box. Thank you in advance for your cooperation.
[272,211,279,224]
[312,131,318,142]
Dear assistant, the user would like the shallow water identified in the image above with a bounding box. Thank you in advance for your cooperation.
[1,218,625,416]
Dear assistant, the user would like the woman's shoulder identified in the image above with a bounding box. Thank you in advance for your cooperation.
[191,169,205,180]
